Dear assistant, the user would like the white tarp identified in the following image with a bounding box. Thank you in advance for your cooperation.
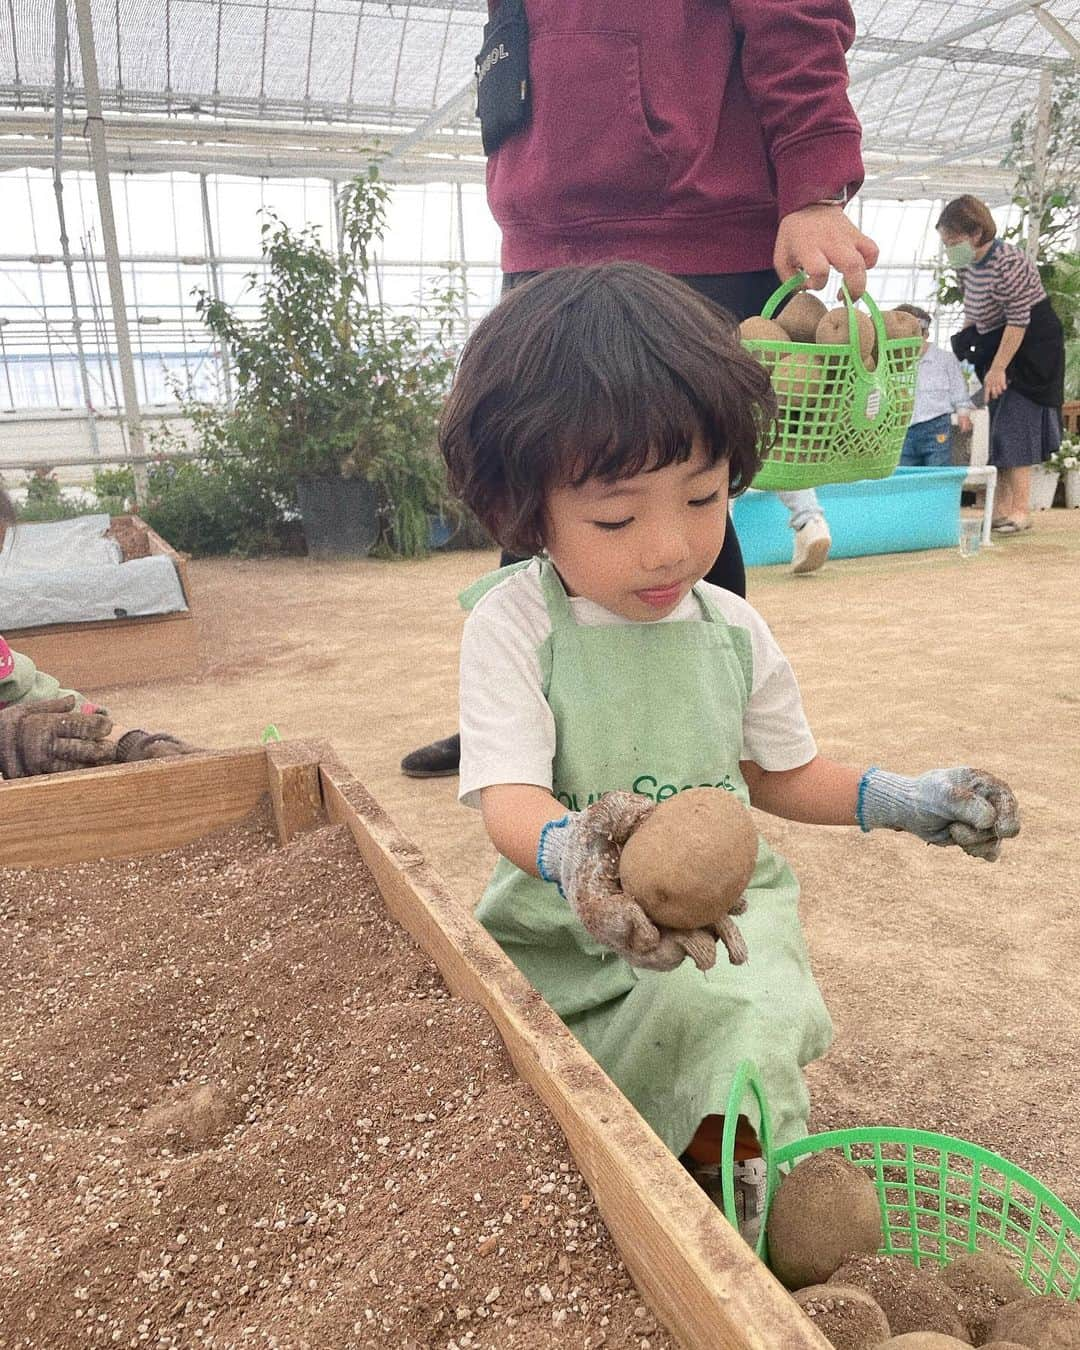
[0,517,188,630]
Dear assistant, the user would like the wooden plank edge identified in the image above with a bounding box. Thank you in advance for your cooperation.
[320,762,828,1350]
[0,747,269,867]
[265,739,329,846]
[4,610,195,641]
[140,517,194,605]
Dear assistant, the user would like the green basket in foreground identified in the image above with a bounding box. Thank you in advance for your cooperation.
[723,1062,1080,1299]
[742,272,923,492]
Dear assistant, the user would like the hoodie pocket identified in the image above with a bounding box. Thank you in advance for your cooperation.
[488,31,669,226]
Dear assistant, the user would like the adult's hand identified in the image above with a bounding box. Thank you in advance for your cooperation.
[0,696,115,778]
[774,204,879,299]
[984,366,1008,401]
[957,412,973,435]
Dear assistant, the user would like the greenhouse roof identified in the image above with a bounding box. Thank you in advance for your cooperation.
[1,0,1077,199]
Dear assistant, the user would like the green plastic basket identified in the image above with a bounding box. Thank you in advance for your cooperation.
[741,273,923,492]
[722,1061,1080,1299]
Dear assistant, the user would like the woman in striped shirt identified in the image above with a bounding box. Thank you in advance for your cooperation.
[937,195,1064,534]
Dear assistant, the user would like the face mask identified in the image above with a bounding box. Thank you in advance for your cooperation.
[945,240,976,268]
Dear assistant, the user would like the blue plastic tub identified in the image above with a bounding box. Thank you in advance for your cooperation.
[731,466,969,567]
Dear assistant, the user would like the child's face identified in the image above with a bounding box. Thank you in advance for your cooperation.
[543,440,730,621]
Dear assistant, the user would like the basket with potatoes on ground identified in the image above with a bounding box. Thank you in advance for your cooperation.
[724,1062,1080,1348]
[740,273,924,492]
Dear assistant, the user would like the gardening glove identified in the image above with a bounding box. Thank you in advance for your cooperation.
[857,766,1019,861]
[115,730,203,762]
[537,790,721,972]
[0,696,115,778]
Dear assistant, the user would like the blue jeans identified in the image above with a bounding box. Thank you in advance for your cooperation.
[900,414,953,467]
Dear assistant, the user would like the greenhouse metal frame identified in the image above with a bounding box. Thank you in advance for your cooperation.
[0,0,1077,482]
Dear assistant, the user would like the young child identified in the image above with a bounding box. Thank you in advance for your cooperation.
[444,263,1019,1235]
[0,488,199,777]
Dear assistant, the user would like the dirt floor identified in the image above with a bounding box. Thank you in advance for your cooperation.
[88,508,1080,1220]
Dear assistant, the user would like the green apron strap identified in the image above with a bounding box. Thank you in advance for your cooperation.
[459,558,535,612]
[692,585,753,699]
[538,558,576,628]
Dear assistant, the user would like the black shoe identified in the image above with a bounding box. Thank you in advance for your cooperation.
[400,733,461,778]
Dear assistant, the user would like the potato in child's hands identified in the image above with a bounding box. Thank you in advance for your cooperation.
[618,787,757,966]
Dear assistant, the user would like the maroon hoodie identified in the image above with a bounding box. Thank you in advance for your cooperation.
[486,0,864,276]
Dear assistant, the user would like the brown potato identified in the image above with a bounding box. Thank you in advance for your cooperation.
[619,787,757,931]
[772,351,825,402]
[882,308,925,341]
[766,1153,883,1289]
[875,1337,973,1349]
[815,307,876,361]
[739,316,791,343]
[940,1249,1027,1343]
[794,1283,890,1350]
[831,1255,971,1342]
[774,292,828,343]
[989,1296,1080,1347]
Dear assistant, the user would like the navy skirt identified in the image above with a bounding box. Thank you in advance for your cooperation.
[989,389,1062,468]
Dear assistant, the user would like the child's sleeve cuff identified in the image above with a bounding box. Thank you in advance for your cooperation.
[537,814,571,892]
[856,767,878,832]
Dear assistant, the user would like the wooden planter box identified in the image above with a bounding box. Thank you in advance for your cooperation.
[0,743,827,1350]
[3,516,198,691]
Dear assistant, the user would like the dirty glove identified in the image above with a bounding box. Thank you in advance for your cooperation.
[115,730,201,762]
[0,696,115,778]
[857,766,1019,861]
[537,791,722,972]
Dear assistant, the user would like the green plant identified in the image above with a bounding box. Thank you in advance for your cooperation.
[91,464,136,517]
[16,468,86,523]
[1066,340,1080,401]
[140,457,288,558]
[193,164,464,557]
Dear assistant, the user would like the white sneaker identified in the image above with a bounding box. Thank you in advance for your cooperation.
[791,516,831,574]
[732,1157,768,1247]
[683,1156,767,1246]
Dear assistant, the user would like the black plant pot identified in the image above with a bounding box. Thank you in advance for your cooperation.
[296,476,379,558]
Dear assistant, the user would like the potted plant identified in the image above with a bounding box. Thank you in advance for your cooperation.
[194,165,464,558]
[1046,437,1080,508]
[1030,455,1061,510]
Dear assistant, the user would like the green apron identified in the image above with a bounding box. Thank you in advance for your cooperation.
[470,560,833,1155]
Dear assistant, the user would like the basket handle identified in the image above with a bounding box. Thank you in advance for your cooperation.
[720,1059,776,1260]
[759,270,812,320]
[839,283,889,374]
[760,271,887,375]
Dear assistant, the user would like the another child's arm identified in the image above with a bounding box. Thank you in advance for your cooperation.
[742,755,1019,861]
[0,637,114,778]
[0,636,200,778]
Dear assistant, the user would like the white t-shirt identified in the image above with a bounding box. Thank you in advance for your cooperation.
[459,559,816,809]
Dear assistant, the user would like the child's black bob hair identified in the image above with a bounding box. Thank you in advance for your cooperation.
[440,262,776,556]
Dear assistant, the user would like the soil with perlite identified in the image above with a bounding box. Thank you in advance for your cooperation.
[0,811,671,1349]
